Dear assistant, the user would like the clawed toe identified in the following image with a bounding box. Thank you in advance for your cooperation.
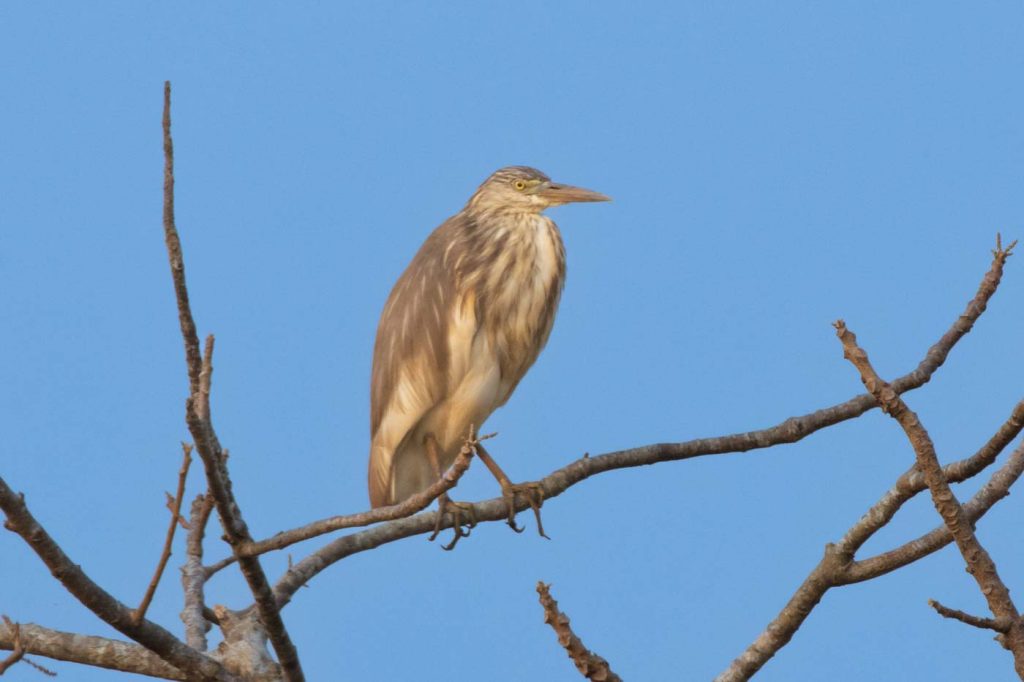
[429,494,478,550]
[502,481,548,539]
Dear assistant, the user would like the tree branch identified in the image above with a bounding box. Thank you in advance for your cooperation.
[536,582,621,682]
[0,478,234,681]
[1,620,179,680]
[838,396,1024,559]
[0,617,25,676]
[182,492,216,650]
[161,81,304,682]
[835,320,1024,674]
[161,83,201,398]
[713,237,1020,682]
[715,425,1024,682]
[928,599,1012,633]
[207,436,477,576]
[847,439,1024,582]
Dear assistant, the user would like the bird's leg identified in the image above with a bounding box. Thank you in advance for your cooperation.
[475,442,549,539]
[424,434,477,550]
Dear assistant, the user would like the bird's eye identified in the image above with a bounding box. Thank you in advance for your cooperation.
[513,180,527,191]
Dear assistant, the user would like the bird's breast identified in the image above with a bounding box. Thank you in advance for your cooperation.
[472,214,566,399]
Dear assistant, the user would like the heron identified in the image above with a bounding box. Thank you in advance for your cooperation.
[368,166,609,544]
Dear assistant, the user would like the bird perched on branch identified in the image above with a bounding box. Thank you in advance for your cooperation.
[368,166,609,542]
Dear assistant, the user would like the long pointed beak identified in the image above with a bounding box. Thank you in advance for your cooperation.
[537,182,611,205]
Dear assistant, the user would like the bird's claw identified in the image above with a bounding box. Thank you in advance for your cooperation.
[502,481,549,539]
[429,494,478,551]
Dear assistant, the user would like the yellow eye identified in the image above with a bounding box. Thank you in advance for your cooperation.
[513,180,527,191]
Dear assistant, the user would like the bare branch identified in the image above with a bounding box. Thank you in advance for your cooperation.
[133,444,193,625]
[161,82,304,681]
[182,492,216,650]
[0,478,234,681]
[835,320,1024,675]
[839,397,1024,559]
[0,617,57,678]
[161,82,202,396]
[714,237,1020,682]
[536,583,621,682]
[1,620,183,680]
[713,542,849,682]
[716,426,1024,682]
[848,439,1024,582]
[929,599,1012,633]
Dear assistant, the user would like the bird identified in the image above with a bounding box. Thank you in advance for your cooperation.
[367,166,609,543]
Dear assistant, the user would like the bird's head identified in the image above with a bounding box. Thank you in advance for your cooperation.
[467,166,610,214]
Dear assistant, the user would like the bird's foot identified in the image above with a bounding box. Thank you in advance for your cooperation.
[501,481,549,539]
[429,493,478,551]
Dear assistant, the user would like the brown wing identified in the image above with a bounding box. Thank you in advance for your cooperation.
[368,221,457,506]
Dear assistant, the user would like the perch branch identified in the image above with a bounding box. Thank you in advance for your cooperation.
[221,239,1015,578]
[207,436,476,576]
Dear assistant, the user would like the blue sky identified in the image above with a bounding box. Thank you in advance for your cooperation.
[2,2,1024,680]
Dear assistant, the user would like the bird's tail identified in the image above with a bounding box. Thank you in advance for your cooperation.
[368,438,438,508]
[368,443,392,508]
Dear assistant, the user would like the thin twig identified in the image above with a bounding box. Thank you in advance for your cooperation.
[928,599,1011,633]
[133,444,193,625]
[536,583,621,682]
[161,82,304,682]
[835,320,1024,675]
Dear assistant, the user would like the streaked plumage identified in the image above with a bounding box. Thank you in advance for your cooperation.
[368,166,609,508]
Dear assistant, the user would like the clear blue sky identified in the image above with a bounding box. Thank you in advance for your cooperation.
[2,3,1024,680]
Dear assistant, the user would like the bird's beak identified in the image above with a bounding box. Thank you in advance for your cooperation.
[537,182,611,206]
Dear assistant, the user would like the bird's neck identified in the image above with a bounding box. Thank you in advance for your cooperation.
[453,209,565,292]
